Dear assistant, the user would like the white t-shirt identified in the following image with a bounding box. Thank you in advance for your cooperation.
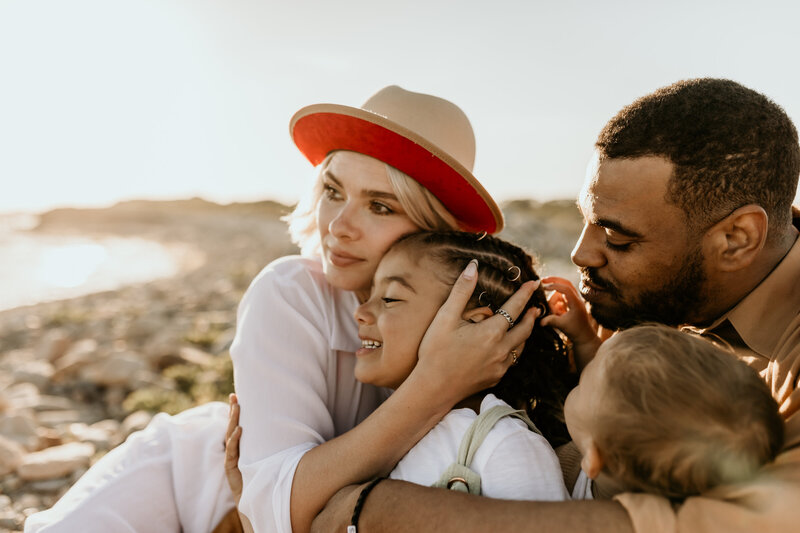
[391,394,569,501]
[231,256,388,533]
[572,470,594,500]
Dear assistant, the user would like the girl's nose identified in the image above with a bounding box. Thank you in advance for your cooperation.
[353,300,373,325]
[354,300,375,325]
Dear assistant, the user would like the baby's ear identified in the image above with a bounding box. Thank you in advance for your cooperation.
[581,441,604,480]
[463,306,494,323]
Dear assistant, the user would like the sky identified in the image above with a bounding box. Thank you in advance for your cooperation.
[2,0,800,214]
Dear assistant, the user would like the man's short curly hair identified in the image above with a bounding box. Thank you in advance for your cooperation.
[596,78,800,237]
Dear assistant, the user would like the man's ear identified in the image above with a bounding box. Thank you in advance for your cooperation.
[704,205,768,272]
[463,306,494,323]
[581,441,604,480]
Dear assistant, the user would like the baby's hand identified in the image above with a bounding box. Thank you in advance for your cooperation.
[540,277,601,371]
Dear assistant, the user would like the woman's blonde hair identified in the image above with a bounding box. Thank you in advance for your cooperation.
[284,151,459,255]
[592,324,784,500]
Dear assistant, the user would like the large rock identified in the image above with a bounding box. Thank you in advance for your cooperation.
[36,328,72,362]
[0,413,40,450]
[4,382,40,410]
[52,339,99,381]
[23,395,76,412]
[11,359,55,390]
[17,442,95,481]
[121,410,153,438]
[79,351,148,387]
[0,434,25,476]
[67,422,113,450]
[36,410,93,428]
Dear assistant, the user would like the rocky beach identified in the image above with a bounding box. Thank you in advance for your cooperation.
[0,198,581,531]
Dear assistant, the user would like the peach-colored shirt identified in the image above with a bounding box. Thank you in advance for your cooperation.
[616,219,800,533]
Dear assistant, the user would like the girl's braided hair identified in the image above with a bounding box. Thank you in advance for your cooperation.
[391,231,575,447]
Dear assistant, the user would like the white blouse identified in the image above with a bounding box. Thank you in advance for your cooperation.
[230,256,388,533]
[390,394,569,501]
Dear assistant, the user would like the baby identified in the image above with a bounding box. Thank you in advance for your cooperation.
[545,279,784,500]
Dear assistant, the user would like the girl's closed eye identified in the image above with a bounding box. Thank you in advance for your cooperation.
[381,296,401,305]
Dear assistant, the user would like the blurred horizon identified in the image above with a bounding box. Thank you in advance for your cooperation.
[3,0,800,215]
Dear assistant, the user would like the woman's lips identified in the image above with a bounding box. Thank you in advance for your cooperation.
[328,250,363,267]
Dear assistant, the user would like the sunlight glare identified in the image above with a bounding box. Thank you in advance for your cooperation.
[35,243,108,288]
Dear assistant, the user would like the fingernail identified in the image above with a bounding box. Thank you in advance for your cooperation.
[531,279,541,290]
[463,259,478,280]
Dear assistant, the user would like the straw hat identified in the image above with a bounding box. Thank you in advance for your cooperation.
[289,86,504,233]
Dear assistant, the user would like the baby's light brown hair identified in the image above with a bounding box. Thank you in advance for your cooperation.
[592,325,784,500]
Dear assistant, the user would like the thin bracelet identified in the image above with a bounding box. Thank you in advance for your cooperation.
[347,477,386,533]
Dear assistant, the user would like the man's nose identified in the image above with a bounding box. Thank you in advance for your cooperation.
[571,223,606,269]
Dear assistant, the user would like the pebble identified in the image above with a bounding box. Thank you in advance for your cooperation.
[17,442,95,481]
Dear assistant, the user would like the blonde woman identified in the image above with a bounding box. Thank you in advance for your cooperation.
[26,86,537,533]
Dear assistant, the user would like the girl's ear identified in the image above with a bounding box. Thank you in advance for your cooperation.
[463,306,494,323]
[581,441,604,480]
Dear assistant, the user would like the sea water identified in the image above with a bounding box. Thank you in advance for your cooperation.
[0,214,184,311]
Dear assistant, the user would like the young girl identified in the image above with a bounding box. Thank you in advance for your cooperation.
[541,280,785,501]
[226,230,576,516]
[357,231,575,499]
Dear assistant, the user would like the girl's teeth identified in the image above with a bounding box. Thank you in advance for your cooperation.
[361,340,382,349]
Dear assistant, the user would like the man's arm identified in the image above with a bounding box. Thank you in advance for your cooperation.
[312,480,634,533]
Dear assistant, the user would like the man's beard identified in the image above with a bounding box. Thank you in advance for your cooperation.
[581,247,707,331]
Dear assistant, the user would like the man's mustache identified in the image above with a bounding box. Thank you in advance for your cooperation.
[579,268,617,293]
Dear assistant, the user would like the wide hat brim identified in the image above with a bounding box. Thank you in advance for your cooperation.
[290,103,504,234]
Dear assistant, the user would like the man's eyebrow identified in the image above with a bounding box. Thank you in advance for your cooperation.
[322,170,398,201]
[596,217,644,239]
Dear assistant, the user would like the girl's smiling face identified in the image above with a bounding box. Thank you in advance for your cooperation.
[353,248,453,389]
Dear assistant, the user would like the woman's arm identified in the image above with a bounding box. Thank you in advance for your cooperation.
[232,258,537,533]
[287,266,541,532]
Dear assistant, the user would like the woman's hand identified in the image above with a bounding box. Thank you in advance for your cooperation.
[414,260,540,406]
[539,276,602,371]
[225,393,244,505]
